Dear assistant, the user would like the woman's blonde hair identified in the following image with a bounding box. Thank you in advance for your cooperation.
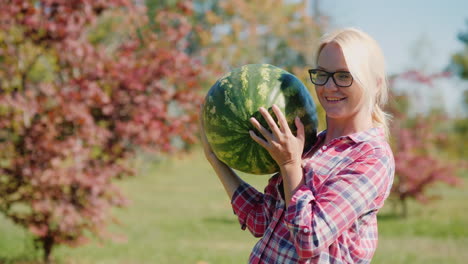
[315,28,391,139]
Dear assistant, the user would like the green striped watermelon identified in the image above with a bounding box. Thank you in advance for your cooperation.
[202,64,318,175]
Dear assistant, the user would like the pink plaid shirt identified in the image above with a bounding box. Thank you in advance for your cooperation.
[231,127,394,264]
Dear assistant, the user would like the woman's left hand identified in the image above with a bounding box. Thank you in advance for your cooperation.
[249,104,305,169]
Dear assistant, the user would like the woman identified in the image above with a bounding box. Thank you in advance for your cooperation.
[200,28,395,264]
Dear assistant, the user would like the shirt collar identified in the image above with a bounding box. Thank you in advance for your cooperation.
[347,126,386,143]
[303,127,385,159]
[316,126,386,144]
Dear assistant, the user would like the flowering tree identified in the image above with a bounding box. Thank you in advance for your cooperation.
[387,72,462,217]
[449,21,468,162]
[451,21,468,79]
[0,0,203,261]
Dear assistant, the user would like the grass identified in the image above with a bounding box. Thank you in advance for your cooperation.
[1,147,467,264]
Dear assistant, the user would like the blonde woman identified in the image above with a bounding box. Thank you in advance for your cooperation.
[200,28,395,263]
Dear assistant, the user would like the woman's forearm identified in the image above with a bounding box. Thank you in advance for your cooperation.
[208,157,243,199]
[199,108,243,200]
[280,162,304,207]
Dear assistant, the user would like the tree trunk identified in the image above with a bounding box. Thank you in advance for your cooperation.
[42,235,54,264]
[400,196,408,218]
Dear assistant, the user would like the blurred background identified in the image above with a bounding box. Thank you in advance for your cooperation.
[0,0,466,263]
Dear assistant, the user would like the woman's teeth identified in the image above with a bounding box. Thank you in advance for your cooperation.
[326,97,346,102]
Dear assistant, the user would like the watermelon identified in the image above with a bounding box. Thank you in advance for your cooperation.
[202,64,318,175]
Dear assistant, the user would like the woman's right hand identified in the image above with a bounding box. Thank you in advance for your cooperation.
[199,105,221,164]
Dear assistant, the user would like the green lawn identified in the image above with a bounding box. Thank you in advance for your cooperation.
[1,148,467,264]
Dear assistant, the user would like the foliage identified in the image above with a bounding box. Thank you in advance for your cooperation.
[448,20,468,162]
[192,0,327,128]
[147,2,322,74]
[0,0,204,261]
[451,20,468,79]
[387,72,463,217]
[194,0,321,69]
[145,0,328,130]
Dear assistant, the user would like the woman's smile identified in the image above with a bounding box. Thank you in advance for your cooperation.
[325,96,347,103]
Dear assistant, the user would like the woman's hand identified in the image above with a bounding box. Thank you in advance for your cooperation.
[199,105,220,164]
[249,104,305,168]
[249,104,305,206]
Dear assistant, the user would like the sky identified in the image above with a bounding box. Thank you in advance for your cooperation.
[318,0,468,115]
[320,0,467,74]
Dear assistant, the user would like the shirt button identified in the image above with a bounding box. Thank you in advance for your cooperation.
[303,228,309,234]
[322,146,327,151]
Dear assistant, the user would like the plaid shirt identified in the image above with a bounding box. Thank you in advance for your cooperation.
[231,127,394,264]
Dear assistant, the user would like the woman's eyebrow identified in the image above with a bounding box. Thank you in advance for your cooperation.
[316,66,349,72]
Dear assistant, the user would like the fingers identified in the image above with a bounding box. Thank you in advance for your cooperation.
[249,130,269,149]
[249,105,293,144]
[249,116,272,142]
[271,104,290,134]
[258,107,281,137]
[198,104,213,153]
[198,104,206,137]
[199,123,210,150]
[250,106,304,152]
[295,116,305,143]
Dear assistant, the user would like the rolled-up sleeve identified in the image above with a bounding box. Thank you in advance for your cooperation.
[231,176,279,237]
[284,147,393,259]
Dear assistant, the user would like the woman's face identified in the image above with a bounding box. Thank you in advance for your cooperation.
[315,42,368,122]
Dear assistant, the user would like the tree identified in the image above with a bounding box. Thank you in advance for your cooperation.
[145,0,328,130]
[448,20,468,161]
[387,72,462,217]
[194,0,324,71]
[451,20,468,79]
[0,0,204,262]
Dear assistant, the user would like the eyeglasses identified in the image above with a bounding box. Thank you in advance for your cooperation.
[308,69,354,87]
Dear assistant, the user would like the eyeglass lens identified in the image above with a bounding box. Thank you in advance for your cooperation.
[310,70,353,87]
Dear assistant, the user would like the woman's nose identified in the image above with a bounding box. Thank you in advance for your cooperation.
[323,77,338,91]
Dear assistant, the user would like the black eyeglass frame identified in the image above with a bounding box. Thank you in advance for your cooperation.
[308,69,354,88]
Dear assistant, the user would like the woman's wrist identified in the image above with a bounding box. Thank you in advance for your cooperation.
[280,161,304,205]
[279,158,302,175]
